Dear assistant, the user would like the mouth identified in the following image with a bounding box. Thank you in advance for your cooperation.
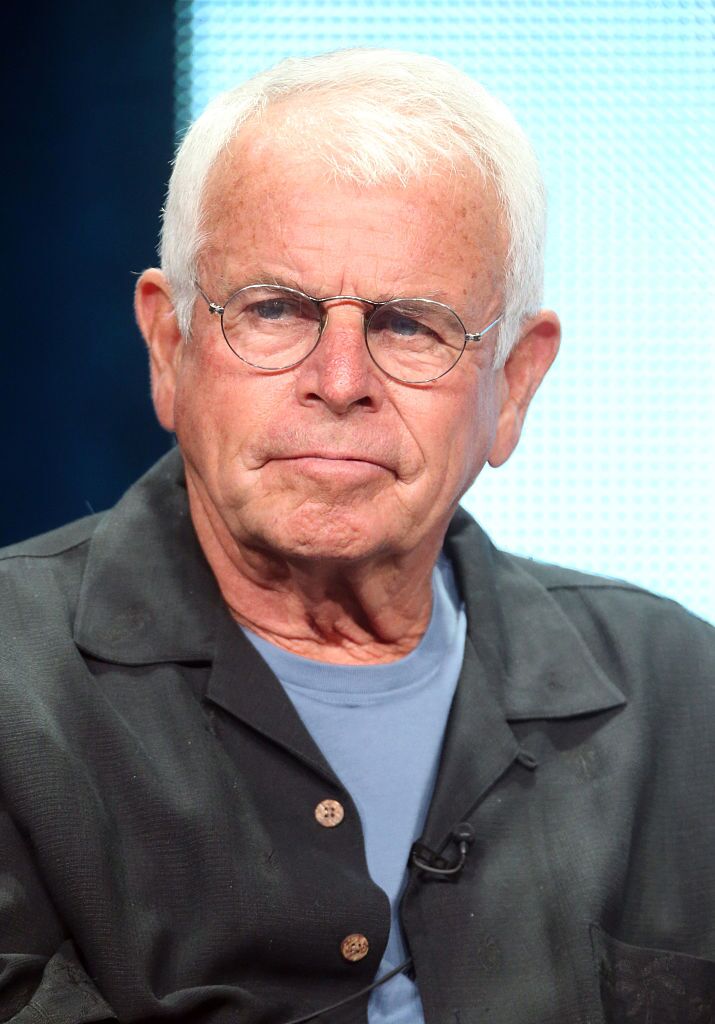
[269,453,394,480]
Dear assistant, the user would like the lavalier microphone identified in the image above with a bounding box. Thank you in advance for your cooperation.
[410,821,475,878]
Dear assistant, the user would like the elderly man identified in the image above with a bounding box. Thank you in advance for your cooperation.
[1,49,714,1024]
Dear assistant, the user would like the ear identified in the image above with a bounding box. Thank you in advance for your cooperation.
[487,310,561,468]
[134,268,184,432]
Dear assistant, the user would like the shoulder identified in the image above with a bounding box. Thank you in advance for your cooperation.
[0,514,102,629]
[447,507,714,701]
[511,552,715,691]
[0,514,101,562]
[513,550,712,629]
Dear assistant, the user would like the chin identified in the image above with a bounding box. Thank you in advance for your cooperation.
[248,504,396,565]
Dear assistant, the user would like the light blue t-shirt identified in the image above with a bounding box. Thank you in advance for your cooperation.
[242,554,467,1024]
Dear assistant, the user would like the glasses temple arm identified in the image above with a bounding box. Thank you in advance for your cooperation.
[465,311,504,343]
[194,283,224,315]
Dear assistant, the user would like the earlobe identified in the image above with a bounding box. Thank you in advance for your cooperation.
[487,394,521,469]
[487,310,561,468]
[134,269,183,432]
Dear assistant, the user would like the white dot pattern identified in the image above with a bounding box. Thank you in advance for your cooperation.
[176,1,715,624]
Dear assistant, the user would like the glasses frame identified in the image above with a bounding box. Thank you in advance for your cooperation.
[195,283,503,384]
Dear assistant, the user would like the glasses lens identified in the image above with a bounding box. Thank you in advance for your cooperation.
[366,300,466,383]
[221,286,321,369]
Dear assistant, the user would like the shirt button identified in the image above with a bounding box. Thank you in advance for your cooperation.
[315,799,344,828]
[341,933,369,962]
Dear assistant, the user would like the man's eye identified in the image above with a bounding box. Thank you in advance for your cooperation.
[251,299,297,321]
[379,310,442,344]
[385,313,423,336]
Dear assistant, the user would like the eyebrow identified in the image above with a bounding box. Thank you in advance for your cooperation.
[218,271,309,296]
[219,271,452,307]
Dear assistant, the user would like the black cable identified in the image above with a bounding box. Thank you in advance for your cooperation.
[278,822,474,1021]
[278,957,413,1024]
[411,841,469,876]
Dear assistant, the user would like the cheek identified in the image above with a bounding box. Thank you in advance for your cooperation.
[172,346,293,473]
[171,353,242,463]
[173,342,240,427]
[444,378,501,489]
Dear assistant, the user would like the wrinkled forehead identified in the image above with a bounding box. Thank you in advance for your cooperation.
[199,103,508,295]
[205,91,505,210]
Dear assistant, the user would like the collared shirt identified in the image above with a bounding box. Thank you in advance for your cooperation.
[243,552,467,1024]
[1,448,714,1023]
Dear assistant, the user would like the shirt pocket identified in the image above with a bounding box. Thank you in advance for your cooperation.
[590,923,715,1023]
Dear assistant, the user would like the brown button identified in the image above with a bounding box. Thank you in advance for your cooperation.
[315,799,344,828]
[341,933,369,962]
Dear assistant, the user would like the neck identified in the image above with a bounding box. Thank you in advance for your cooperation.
[187,483,440,666]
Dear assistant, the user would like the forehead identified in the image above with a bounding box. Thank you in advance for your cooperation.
[200,117,506,305]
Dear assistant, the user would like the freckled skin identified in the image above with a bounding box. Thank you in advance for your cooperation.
[189,133,505,560]
[136,119,559,662]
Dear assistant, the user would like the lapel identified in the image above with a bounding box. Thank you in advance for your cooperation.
[72,448,343,787]
[418,509,627,850]
[445,508,626,720]
[418,631,521,854]
[73,448,218,665]
[204,602,342,787]
[73,453,626,831]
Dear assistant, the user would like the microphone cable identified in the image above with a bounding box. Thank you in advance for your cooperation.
[278,823,474,1023]
[279,957,413,1024]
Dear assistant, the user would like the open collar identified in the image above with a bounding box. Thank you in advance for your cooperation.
[74,449,625,723]
[445,508,626,722]
[73,447,220,664]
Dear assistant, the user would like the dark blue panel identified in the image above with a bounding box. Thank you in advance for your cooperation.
[2,0,175,545]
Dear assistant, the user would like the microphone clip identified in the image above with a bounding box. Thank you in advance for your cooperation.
[410,822,475,879]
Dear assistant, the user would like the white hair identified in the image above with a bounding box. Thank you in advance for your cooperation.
[161,48,546,366]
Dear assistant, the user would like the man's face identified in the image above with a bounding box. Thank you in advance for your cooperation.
[145,127,552,568]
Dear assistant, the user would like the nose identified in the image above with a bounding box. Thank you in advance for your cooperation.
[295,300,383,415]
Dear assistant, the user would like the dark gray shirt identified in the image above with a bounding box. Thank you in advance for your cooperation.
[243,553,466,1024]
[1,448,714,1023]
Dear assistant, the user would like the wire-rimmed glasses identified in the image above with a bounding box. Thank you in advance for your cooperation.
[196,283,503,384]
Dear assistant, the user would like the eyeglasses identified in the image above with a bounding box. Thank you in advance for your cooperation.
[196,283,503,384]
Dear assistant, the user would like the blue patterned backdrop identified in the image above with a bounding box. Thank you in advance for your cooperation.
[176,1,714,623]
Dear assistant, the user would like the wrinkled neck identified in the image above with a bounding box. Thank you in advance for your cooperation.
[187,476,439,665]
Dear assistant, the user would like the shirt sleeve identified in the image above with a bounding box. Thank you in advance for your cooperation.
[0,810,117,1023]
